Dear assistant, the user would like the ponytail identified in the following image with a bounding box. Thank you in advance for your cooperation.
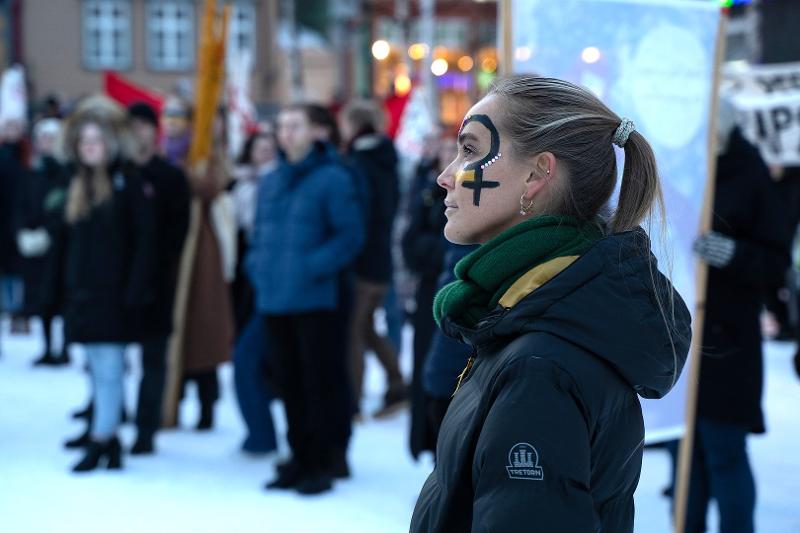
[611,130,664,233]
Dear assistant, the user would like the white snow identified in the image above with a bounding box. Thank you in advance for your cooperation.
[1,319,799,533]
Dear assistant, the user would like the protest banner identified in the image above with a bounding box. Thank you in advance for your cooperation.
[724,62,800,166]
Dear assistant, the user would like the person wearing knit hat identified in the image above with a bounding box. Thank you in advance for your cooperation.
[128,102,159,129]
[126,100,191,455]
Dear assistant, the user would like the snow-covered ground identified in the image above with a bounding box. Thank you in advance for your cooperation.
[1,319,798,533]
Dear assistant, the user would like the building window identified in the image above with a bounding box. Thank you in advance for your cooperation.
[228,1,257,60]
[82,0,133,70]
[146,1,196,71]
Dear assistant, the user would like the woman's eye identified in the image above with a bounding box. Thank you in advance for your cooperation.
[462,145,476,156]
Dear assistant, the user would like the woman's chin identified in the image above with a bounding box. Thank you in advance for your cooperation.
[444,223,476,246]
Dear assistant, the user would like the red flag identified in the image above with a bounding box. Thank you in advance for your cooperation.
[104,72,164,115]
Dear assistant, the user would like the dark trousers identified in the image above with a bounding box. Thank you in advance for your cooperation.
[685,419,756,533]
[233,315,277,453]
[135,336,168,437]
[264,311,351,474]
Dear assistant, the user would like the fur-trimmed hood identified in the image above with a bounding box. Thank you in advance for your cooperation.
[57,94,137,166]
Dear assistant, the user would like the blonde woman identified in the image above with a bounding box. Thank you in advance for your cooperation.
[410,76,691,532]
[50,97,154,472]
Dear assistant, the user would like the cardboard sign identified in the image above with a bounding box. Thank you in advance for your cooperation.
[725,63,800,165]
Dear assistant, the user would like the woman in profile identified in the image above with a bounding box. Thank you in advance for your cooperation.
[410,76,691,532]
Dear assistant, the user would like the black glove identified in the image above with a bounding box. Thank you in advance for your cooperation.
[693,232,736,268]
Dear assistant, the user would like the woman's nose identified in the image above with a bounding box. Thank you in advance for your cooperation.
[437,163,455,190]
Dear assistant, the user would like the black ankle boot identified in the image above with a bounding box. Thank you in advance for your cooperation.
[130,432,155,455]
[32,353,58,367]
[266,459,304,490]
[64,427,91,449]
[71,402,93,420]
[72,437,123,472]
[295,472,334,495]
[52,350,71,366]
[196,403,214,431]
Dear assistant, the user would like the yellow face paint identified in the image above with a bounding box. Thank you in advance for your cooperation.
[455,168,476,184]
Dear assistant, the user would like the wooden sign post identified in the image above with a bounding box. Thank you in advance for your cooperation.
[672,12,728,533]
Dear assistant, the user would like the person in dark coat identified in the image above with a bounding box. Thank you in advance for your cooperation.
[684,104,794,532]
[410,76,691,533]
[340,99,406,419]
[403,138,453,459]
[0,122,28,334]
[127,102,190,455]
[247,104,364,495]
[46,96,154,473]
[419,242,476,457]
[13,118,70,366]
[230,126,279,455]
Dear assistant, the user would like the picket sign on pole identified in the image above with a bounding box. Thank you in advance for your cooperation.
[672,13,728,532]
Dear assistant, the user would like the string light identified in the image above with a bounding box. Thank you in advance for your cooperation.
[581,46,601,64]
[431,58,449,76]
[372,40,390,61]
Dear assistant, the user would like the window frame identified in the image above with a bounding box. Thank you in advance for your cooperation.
[81,0,133,71]
[145,0,197,73]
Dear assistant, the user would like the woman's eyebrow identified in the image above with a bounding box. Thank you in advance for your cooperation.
[458,131,479,145]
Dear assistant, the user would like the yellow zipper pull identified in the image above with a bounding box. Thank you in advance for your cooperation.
[454,355,476,395]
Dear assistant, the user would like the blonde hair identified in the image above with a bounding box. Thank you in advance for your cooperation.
[64,118,118,224]
[488,76,664,233]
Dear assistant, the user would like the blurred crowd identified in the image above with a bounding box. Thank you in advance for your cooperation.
[2,87,800,526]
[0,93,471,495]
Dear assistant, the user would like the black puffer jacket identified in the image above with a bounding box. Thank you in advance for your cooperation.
[411,230,691,533]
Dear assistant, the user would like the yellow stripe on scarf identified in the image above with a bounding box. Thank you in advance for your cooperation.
[498,256,580,309]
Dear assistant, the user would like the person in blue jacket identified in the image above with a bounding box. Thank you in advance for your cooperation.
[246,103,364,495]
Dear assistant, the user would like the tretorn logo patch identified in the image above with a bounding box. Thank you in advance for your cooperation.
[506,442,544,481]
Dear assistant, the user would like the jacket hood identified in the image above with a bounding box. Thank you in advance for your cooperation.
[57,94,136,166]
[351,134,398,169]
[442,229,692,399]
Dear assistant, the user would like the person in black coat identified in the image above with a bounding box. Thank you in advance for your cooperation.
[341,99,406,418]
[0,126,28,334]
[46,97,155,473]
[14,118,70,366]
[410,76,691,532]
[419,242,476,457]
[127,102,190,455]
[685,111,794,531]
[403,138,452,459]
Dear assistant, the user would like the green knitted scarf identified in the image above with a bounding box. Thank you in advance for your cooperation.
[433,215,603,328]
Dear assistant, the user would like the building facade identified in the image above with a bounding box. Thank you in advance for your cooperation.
[20,0,282,105]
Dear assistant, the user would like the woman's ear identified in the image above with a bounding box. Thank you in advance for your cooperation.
[523,151,557,200]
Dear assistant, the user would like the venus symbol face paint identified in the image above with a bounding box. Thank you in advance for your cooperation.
[456,114,502,206]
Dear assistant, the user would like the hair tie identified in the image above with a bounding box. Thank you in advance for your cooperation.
[613,118,635,148]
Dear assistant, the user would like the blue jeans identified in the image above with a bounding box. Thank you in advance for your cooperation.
[685,419,756,533]
[85,343,126,439]
[383,284,403,354]
[233,316,276,453]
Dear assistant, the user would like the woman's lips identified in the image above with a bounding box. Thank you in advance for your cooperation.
[444,200,458,216]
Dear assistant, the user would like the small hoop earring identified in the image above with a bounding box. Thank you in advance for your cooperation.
[519,195,535,216]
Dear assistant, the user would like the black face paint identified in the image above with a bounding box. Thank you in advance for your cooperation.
[457,114,501,206]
